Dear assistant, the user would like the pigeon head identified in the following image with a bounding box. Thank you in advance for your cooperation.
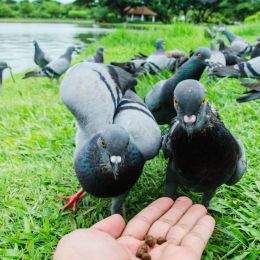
[156,38,164,50]
[190,47,211,65]
[65,46,76,55]
[217,38,224,44]
[33,40,39,47]
[77,125,130,181]
[173,80,208,137]
[0,62,8,71]
[97,46,104,54]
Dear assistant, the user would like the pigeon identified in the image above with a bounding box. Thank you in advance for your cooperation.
[251,38,260,59]
[0,62,8,93]
[23,46,76,79]
[33,40,52,68]
[206,42,226,74]
[74,90,161,213]
[84,46,104,63]
[0,62,15,93]
[217,38,245,65]
[111,38,181,76]
[111,55,179,77]
[210,56,260,79]
[60,62,138,212]
[220,28,253,56]
[236,80,260,103]
[162,80,247,206]
[145,47,211,125]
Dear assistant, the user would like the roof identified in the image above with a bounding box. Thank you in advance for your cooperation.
[124,6,158,16]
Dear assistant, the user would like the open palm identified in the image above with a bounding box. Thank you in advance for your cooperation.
[54,197,215,260]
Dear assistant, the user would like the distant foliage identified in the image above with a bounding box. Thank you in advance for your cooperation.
[0,0,259,23]
[245,11,260,23]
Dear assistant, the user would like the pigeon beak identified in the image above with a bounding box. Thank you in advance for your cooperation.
[203,59,209,65]
[184,115,196,138]
[75,48,81,54]
[110,156,122,181]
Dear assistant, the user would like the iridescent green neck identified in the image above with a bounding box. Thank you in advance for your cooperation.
[223,30,236,43]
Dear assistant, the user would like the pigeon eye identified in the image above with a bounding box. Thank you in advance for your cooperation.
[173,97,179,106]
[99,138,107,148]
[198,53,203,59]
[201,96,206,106]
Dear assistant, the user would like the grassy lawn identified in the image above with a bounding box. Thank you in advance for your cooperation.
[0,22,259,259]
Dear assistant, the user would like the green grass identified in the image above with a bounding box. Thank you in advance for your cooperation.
[0,22,260,259]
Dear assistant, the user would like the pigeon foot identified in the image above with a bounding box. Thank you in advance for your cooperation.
[62,188,86,211]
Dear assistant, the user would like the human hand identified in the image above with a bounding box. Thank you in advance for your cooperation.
[54,197,215,260]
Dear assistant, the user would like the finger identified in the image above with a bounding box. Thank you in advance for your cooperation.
[122,197,174,240]
[166,204,207,245]
[148,196,192,238]
[91,214,126,239]
[181,215,215,258]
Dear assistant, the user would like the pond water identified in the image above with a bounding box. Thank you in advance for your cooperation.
[0,23,111,77]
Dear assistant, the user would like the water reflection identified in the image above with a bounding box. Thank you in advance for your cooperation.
[0,23,110,76]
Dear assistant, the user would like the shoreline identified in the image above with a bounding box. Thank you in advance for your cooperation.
[0,18,94,25]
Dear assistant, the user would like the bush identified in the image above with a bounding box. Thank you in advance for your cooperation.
[91,6,110,22]
[245,11,260,22]
[0,3,16,17]
[68,10,88,19]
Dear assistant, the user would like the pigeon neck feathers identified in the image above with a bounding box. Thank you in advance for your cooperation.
[222,30,237,43]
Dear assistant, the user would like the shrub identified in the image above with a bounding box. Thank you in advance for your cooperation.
[0,3,16,17]
[68,10,88,19]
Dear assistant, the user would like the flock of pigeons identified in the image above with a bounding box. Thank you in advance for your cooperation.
[1,26,259,214]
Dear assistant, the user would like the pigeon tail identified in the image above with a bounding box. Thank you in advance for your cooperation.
[236,92,260,103]
[241,81,260,91]
[210,66,240,78]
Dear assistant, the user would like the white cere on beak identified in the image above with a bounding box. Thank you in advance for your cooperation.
[110,156,122,164]
[184,115,197,124]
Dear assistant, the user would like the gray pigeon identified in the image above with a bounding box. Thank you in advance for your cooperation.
[236,80,260,103]
[60,62,137,212]
[73,90,161,213]
[33,40,52,68]
[206,42,226,74]
[111,55,178,77]
[144,47,211,125]
[0,62,15,93]
[210,56,260,79]
[84,46,104,63]
[163,80,246,206]
[220,28,253,56]
[217,38,245,65]
[111,38,180,76]
[23,46,76,79]
[0,62,8,93]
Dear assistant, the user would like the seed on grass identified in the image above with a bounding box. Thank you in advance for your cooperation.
[145,234,156,247]
[136,243,149,258]
[157,237,167,245]
[141,253,151,260]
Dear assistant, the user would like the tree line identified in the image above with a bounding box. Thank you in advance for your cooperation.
[0,0,259,23]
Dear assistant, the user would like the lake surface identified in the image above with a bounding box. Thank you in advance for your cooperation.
[0,23,110,77]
